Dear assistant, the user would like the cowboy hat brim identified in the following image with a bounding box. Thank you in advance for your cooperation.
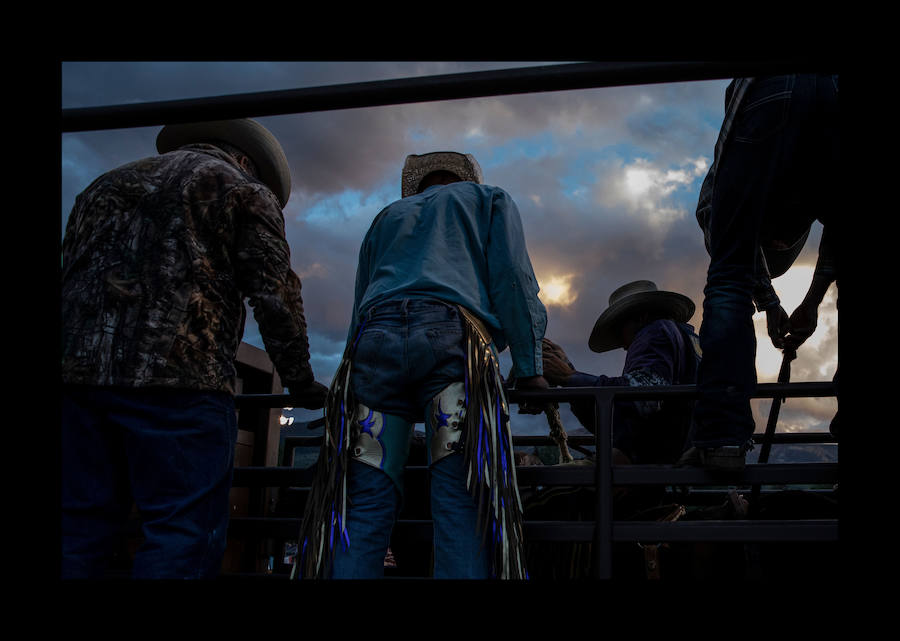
[156,119,291,207]
[588,291,695,353]
[762,226,810,278]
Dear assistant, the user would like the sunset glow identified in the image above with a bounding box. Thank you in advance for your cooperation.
[538,274,578,307]
[754,265,838,381]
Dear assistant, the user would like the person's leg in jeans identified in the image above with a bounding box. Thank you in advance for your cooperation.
[124,388,238,579]
[693,75,806,450]
[429,452,491,579]
[424,381,491,579]
[342,298,492,578]
[335,301,416,578]
[329,460,400,579]
[62,386,238,579]
[61,385,133,579]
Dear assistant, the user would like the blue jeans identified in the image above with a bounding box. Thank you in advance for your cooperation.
[351,298,467,424]
[61,385,238,579]
[331,298,491,578]
[329,457,491,579]
[693,75,840,447]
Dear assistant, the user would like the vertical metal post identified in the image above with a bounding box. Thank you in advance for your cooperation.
[592,390,614,579]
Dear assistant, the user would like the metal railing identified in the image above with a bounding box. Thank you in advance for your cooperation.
[67,60,840,578]
[232,381,838,579]
[61,60,837,133]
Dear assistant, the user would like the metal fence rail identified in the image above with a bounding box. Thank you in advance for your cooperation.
[61,60,837,133]
[232,381,838,579]
[69,60,840,578]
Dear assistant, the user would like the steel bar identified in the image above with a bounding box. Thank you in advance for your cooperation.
[61,60,829,133]
[281,430,836,454]
[592,394,614,579]
[612,519,839,543]
[506,381,835,403]
[610,462,839,486]
[232,461,838,488]
[233,393,325,410]
[235,380,835,409]
[759,350,797,465]
[511,431,834,447]
[226,516,839,543]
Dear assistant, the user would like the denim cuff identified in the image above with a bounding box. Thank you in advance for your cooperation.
[509,339,542,378]
[752,284,781,312]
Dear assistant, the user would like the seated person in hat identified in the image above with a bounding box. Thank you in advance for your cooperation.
[297,151,547,580]
[541,280,701,466]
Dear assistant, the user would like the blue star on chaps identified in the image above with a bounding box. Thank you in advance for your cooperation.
[293,307,528,580]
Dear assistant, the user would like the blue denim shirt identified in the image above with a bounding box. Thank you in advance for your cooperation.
[348,182,547,378]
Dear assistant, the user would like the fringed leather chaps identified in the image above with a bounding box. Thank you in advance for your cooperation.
[294,306,528,579]
[456,306,529,579]
[293,323,365,580]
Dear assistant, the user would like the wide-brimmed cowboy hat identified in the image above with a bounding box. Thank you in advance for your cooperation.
[588,280,696,353]
[156,118,292,207]
[762,226,810,278]
[401,151,483,198]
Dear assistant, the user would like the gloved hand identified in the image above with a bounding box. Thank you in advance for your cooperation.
[514,375,550,415]
[783,298,819,351]
[285,379,329,409]
[541,338,577,386]
[765,304,791,349]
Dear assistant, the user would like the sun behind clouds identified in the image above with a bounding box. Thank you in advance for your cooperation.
[538,273,578,307]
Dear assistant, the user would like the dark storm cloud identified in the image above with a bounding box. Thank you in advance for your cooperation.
[61,62,837,435]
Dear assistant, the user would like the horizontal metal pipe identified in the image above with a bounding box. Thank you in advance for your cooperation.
[231,461,839,488]
[236,380,836,409]
[225,516,839,543]
[279,431,837,450]
[61,60,830,133]
[505,381,836,403]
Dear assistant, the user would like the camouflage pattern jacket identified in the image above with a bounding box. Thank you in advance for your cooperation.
[61,144,313,394]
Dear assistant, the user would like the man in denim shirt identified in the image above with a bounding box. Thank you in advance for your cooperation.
[684,74,840,471]
[298,152,547,579]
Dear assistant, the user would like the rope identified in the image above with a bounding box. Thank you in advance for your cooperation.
[543,403,574,464]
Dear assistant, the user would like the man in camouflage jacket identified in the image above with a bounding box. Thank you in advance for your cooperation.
[61,118,326,579]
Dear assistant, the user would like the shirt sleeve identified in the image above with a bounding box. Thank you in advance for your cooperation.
[813,223,837,285]
[751,251,781,311]
[231,184,315,388]
[622,321,681,384]
[485,188,548,378]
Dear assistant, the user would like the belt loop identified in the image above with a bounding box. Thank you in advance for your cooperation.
[401,298,409,315]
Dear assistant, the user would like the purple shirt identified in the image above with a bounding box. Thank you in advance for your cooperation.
[567,319,699,389]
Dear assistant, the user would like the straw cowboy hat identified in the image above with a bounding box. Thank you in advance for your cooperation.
[401,151,483,198]
[588,280,696,353]
[156,118,292,207]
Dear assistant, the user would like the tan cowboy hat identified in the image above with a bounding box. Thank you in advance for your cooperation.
[401,151,483,198]
[156,118,292,207]
[588,280,695,353]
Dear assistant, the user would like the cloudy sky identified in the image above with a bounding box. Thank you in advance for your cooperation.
[61,61,838,436]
